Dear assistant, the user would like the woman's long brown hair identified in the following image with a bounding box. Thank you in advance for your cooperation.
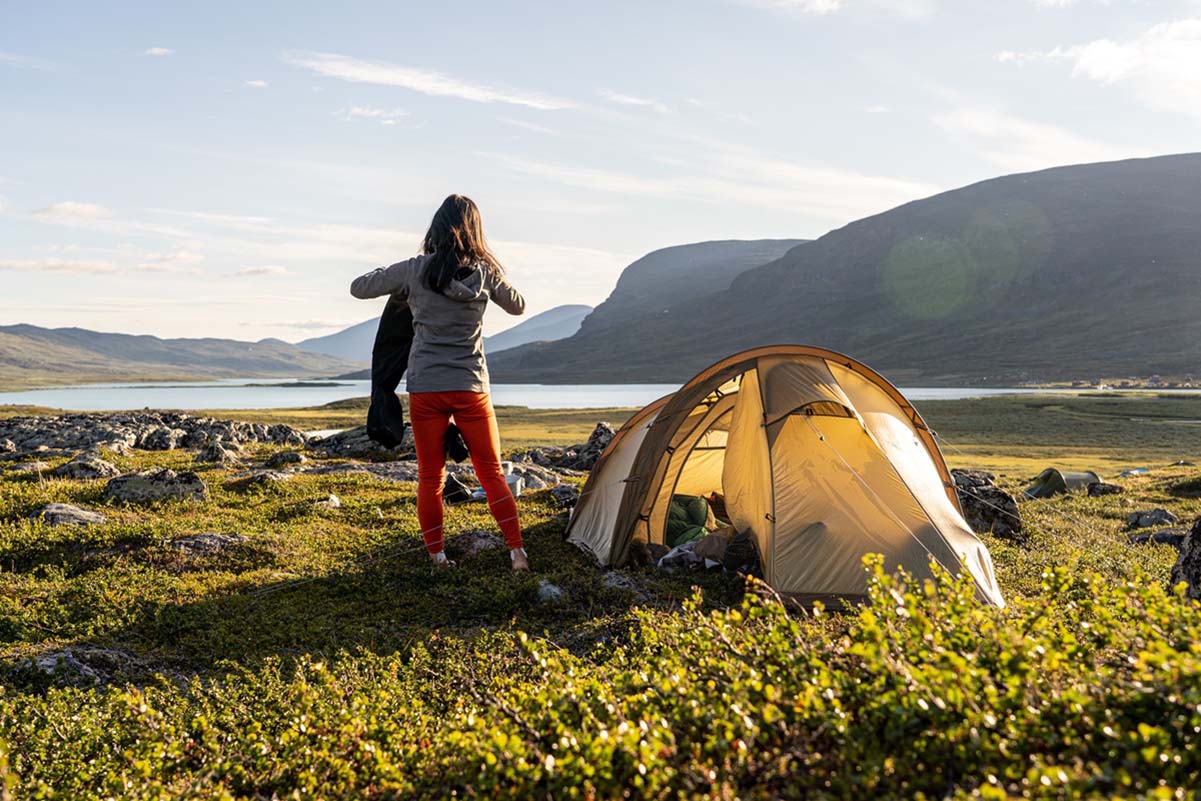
[421,194,501,292]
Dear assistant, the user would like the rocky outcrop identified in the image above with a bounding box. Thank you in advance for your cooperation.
[0,412,305,454]
[1169,519,1201,599]
[1126,509,1179,530]
[225,470,293,491]
[28,503,107,526]
[447,529,506,557]
[169,532,248,556]
[307,426,412,459]
[1087,481,1124,496]
[0,438,14,453]
[50,453,120,480]
[25,645,145,687]
[104,469,209,504]
[1128,527,1187,549]
[549,484,581,508]
[513,423,615,472]
[951,469,1024,543]
[266,450,307,469]
[195,441,240,465]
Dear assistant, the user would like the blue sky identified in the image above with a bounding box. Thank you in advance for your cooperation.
[2,0,1198,341]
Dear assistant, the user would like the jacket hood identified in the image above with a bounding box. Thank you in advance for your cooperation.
[441,263,486,303]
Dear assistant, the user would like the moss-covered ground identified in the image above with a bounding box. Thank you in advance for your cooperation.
[1,393,1200,798]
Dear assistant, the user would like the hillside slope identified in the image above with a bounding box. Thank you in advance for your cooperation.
[493,155,1201,384]
[491,239,807,382]
[0,324,363,389]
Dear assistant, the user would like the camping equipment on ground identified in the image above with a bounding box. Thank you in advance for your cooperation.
[1021,468,1102,499]
[565,345,1005,608]
[443,473,474,505]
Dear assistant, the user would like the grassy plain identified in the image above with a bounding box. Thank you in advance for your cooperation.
[1,392,1200,797]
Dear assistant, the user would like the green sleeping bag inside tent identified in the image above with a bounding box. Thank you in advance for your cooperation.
[666,495,716,547]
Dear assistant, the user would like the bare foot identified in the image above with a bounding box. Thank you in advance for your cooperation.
[510,547,530,572]
[431,551,455,568]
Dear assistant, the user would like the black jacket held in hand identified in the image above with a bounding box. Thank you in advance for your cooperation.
[366,297,470,462]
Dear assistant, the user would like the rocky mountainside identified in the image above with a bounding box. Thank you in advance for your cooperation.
[491,239,808,383]
[0,324,363,389]
[493,155,1201,385]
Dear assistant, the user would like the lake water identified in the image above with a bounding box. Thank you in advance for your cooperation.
[3,377,1197,412]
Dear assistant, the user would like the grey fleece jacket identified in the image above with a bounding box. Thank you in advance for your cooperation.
[350,254,525,393]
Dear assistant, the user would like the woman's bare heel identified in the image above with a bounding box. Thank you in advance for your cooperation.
[510,547,529,572]
[431,550,455,568]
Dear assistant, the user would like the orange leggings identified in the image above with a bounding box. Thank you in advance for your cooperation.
[408,391,523,553]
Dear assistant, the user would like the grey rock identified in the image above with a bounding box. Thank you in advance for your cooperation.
[225,470,293,491]
[266,450,307,469]
[1127,527,1187,549]
[104,469,209,504]
[28,646,143,687]
[8,460,51,475]
[195,441,240,464]
[513,422,617,472]
[139,426,188,451]
[549,484,581,508]
[51,454,120,480]
[1169,519,1201,599]
[508,462,560,490]
[448,529,505,557]
[951,469,1024,543]
[315,493,341,509]
[169,532,248,555]
[0,438,14,453]
[1087,481,1124,496]
[1126,508,1179,531]
[0,411,305,454]
[28,502,107,527]
[307,425,410,459]
[537,579,566,603]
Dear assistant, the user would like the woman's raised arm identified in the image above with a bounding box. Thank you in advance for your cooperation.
[350,257,417,299]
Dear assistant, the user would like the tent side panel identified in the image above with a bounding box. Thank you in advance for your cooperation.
[770,414,963,597]
[829,363,1005,606]
[566,412,656,565]
[721,368,775,584]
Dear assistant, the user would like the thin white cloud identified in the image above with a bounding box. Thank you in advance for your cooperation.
[0,51,54,70]
[499,117,558,135]
[244,79,269,89]
[597,88,670,114]
[281,50,573,110]
[998,18,1201,121]
[236,265,289,277]
[341,106,408,125]
[36,201,112,221]
[865,104,891,113]
[0,258,122,275]
[933,106,1142,171]
[144,47,174,56]
[488,149,942,223]
[741,0,843,12]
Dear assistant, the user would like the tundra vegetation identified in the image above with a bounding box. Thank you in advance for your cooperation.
[1,393,1200,799]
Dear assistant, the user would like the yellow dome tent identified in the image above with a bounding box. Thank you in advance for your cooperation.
[566,346,1005,608]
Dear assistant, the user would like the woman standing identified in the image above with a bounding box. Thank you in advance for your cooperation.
[351,195,529,571]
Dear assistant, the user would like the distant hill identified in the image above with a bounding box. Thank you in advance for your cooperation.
[296,319,378,363]
[485,304,592,353]
[302,303,594,373]
[492,155,1201,385]
[0,324,363,389]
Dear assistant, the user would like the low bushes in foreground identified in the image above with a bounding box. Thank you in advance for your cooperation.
[4,557,1199,799]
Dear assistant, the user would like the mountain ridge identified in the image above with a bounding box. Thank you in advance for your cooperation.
[492,154,1201,385]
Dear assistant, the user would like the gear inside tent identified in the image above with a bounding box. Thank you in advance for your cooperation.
[565,345,1005,608]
